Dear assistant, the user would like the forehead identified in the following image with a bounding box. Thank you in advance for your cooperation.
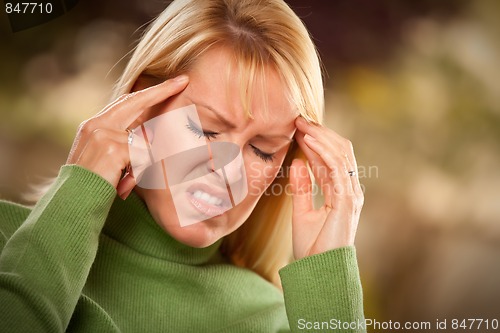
[186,46,298,127]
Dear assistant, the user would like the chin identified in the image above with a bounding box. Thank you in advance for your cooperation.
[161,219,225,248]
[142,189,255,248]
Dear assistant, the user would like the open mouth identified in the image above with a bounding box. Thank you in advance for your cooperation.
[186,183,232,217]
[192,190,224,207]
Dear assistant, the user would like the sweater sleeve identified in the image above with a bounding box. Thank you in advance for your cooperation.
[0,165,116,332]
[279,246,365,333]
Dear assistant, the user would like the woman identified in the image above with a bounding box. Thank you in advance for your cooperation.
[0,0,365,332]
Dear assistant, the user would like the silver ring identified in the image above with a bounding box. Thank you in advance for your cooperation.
[348,170,355,177]
[126,128,134,145]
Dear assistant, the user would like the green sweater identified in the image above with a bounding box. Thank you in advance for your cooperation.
[0,165,365,332]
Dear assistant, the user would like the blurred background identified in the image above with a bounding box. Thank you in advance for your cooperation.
[1,0,499,331]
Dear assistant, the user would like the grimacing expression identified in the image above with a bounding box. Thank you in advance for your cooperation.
[134,46,298,248]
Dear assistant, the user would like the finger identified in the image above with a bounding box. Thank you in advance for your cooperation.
[103,74,189,130]
[69,75,188,165]
[297,129,343,208]
[117,173,136,200]
[302,133,353,205]
[95,74,166,118]
[340,151,364,221]
[128,127,156,179]
[295,131,331,188]
[290,158,314,215]
[296,116,354,164]
[344,151,363,196]
[94,95,127,118]
[296,116,361,198]
[295,130,335,205]
[296,116,346,146]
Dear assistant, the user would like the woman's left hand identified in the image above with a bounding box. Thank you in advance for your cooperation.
[290,117,364,260]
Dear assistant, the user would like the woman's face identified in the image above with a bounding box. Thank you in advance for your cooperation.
[134,46,297,247]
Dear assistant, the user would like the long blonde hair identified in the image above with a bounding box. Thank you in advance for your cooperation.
[114,0,324,285]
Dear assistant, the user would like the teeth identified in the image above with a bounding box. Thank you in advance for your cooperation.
[193,190,223,206]
[201,192,210,202]
[207,196,219,205]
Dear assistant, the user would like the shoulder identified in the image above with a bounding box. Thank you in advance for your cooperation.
[0,199,31,245]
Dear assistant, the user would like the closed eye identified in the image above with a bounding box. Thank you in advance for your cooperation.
[186,116,274,162]
[186,116,219,140]
[249,144,275,163]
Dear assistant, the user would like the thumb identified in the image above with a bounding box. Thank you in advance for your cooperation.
[117,174,136,200]
[290,158,313,215]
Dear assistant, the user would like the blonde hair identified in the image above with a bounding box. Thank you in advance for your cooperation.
[114,0,324,285]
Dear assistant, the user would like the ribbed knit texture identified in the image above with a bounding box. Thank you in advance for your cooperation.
[0,165,365,332]
[280,249,365,332]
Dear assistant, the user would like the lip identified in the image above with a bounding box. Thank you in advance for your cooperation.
[186,182,232,217]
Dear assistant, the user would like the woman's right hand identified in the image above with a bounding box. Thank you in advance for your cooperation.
[66,75,189,199]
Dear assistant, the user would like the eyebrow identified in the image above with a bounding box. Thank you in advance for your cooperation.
[186,97,294,142]
[187,98,237,129]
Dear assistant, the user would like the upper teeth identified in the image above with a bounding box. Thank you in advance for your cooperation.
[193,190,223,206]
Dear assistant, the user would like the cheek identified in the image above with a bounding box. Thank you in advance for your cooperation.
[244,158,282,197]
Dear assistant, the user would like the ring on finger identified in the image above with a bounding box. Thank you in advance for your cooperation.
[343,153,356,177]
[126,128,135,145]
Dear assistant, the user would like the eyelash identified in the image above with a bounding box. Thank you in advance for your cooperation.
[186,117,275,163]
[250,144,275,163]
[186,117,219,140]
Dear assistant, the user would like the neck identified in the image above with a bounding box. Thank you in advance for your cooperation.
[102,192,224,265]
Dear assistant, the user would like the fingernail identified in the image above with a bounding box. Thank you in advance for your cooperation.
[304,134,317,143]
[296,117,306,125]
[173,74,189,83]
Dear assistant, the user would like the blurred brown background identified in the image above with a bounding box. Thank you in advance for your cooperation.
[1,1,499,331]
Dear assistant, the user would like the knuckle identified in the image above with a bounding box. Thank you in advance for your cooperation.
[323,149,334,160]
[103,139,123,157]
[356,194,364,207]
[117,93,129,101]
[331,159,346,176]
[89,131,124,157]
[326,151,343,166]
[341,196,354,210]
[78,119,95,135]
[90,128,107,142]
[118,91,137,103]
[333,183,345,195]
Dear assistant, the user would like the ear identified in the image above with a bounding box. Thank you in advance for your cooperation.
[131,74,165,93]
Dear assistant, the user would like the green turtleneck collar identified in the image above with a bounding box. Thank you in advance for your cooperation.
[102,191,225,266]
